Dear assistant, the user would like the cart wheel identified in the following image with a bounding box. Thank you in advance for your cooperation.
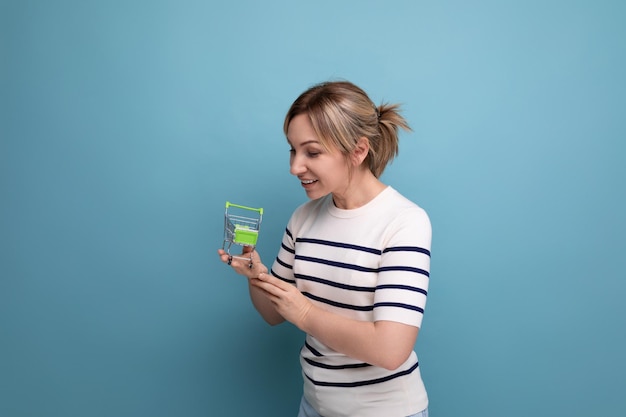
[227,255,233,265]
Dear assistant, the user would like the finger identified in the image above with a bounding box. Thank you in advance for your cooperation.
[250,278,284,297]
[217,249,231,259]
[254,277,293,301]
[257,272,290,290]
[217,250,230,264]
[229,257,250,270]
[218,250,248,271]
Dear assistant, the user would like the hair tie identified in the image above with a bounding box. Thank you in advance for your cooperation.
[373,104,381,121]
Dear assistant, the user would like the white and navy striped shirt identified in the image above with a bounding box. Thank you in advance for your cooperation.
[271,187,432,417]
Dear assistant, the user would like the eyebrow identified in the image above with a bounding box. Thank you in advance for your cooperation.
[287,139,320,147]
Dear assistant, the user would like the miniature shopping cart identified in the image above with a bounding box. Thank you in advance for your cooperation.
[222,201,263,267]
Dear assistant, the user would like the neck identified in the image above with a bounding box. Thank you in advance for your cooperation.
[332,170,387,210]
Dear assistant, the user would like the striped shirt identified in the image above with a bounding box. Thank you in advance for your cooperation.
[270,187,432,417]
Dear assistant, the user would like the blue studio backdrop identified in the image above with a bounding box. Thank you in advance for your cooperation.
[2,1,625,416]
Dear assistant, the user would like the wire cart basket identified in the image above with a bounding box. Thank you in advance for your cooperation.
[222,201,263,267]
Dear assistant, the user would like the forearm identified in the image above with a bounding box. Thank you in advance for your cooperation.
[249,279,285,326]
[299,305,418,370]
[250,272,419,369]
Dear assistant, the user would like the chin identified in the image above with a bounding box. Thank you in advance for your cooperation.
[305,190,327,200]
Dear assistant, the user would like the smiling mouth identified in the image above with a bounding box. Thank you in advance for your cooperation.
[301,179,318,185]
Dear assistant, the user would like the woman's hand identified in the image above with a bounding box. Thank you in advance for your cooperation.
[217,247,285,325]
[217,247,267,280]
[250,272,313,329]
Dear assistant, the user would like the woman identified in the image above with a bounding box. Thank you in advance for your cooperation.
[218,80,432,417]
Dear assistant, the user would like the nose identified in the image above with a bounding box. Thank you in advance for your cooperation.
[289,152,306,177]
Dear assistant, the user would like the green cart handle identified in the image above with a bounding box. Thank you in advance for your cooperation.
[225,201,264,215]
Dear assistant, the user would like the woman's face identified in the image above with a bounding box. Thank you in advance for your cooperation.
[287,114,351,201]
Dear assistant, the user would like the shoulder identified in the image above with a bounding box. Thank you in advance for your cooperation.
[379,188,432,246]
[382,187,430,225]
[287,194,331,227]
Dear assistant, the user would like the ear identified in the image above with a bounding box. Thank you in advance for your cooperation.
[351,136,370,166]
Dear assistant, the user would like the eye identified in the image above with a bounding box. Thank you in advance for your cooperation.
[307,151,320,158]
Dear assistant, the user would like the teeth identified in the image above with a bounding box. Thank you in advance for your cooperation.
[302,180,317,184]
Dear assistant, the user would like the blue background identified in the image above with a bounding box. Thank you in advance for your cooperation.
[2,1,625,416]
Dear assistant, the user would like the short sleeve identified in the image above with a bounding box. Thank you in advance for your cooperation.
[373,206,432,328]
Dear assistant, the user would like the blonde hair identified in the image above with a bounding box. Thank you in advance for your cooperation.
[284,80,412,178]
